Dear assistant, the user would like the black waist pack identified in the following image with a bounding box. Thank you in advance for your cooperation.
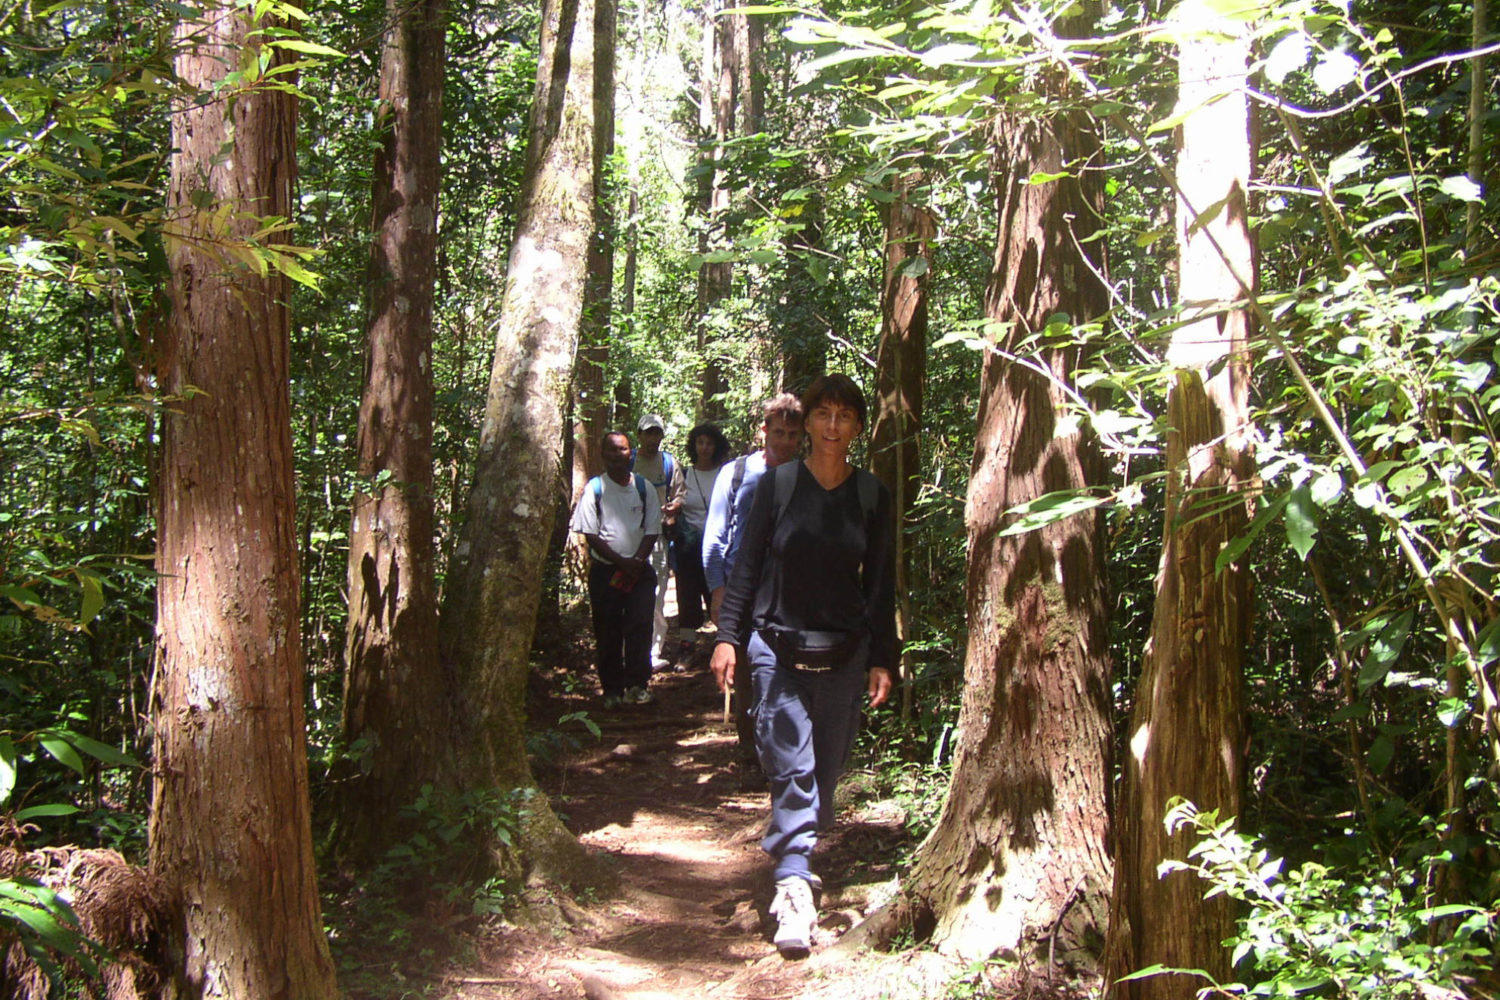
[764,627,867,672]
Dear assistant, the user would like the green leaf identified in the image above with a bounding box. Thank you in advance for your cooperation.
[998,490,1107,538]
[1436,697,1468,728]
[1284,485,1319,560]
[1439,176,1483,203]
[1367,733,1395,774]
[64,733,138,768]
[38,736,84,775]
[1357,609,1415,694]
[0,735,15,804]
[1387,464,1429,496]
[1216,491,1290,572]
[78,572,104,627]
[269,39,344,58]
[1264,31,1309,84]
[1312,50,1359,93]
[1309,471,1343,506]
[15,803,81,821]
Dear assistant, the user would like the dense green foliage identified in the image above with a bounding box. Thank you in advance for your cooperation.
[0,0,1494,993]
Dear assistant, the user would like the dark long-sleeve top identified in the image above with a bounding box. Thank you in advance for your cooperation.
[716,461,899,677]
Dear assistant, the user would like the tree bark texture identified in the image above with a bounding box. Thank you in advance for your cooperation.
[438,0,612,883]
[1104,6,1255,996]
[695,0,733,418]
[871,170,932,531]
[152,4,338,997]
[340,0,449,864]
[571,0,616,504]
[872,171,932,716]
[902,104,1114,967]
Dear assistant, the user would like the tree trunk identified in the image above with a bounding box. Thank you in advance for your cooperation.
[1104,6,1255,996]
[437,0,614,885]
[152,3,338,997]
[898,95,1114,968]
[696,0,732,418]
[871,169,933,717]
[572,0,616,500]
[339,0,449,864]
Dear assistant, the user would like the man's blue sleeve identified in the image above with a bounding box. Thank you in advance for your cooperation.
[703,464,733,591]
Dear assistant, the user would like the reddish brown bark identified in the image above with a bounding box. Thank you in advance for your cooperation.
[152,3,337,996]
[871,170,933,533]
[340,0,449,862]
[1104,7,1255,996]
[901,104,1113,966]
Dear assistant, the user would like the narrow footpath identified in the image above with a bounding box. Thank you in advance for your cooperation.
[431,630,964,1000]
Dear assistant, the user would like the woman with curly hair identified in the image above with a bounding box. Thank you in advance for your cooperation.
[674,422,731,639]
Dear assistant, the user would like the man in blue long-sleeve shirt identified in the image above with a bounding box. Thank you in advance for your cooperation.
[702,393,803,787]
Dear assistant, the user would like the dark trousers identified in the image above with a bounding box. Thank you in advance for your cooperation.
[587,561,656,697]
[747,631,867,882]
[674,531,712,629]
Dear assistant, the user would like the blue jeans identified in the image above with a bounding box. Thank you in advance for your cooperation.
[747,631,867,883]
[587,561,657,697]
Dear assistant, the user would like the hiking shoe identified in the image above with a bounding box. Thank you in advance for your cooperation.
[625,686,654,706]
[651,656,672,673]
[769,876,816,957]
[602,694,623,709]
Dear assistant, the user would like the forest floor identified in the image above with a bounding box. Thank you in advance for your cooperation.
[336,605,1095,1000]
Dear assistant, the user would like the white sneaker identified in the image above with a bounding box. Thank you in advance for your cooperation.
[651,656,671,673]
[769,876,815,956]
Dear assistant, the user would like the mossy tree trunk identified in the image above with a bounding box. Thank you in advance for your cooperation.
[436,0,615,886]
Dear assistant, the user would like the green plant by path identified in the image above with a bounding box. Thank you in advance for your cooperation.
[1119,799,1496,1000]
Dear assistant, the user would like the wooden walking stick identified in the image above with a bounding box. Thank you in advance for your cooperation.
[723,683,732,725]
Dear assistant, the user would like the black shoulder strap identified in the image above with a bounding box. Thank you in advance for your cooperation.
[772,459,800,524]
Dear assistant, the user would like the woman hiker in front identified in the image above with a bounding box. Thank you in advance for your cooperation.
[709,373,897,958]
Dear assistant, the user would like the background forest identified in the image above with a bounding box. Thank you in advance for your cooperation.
[0,0,1496,997]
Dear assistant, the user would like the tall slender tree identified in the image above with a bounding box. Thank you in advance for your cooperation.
[339,0,449,862]
[152,2,338,995]
[871,169,934,708]
[1104,2,1256,994]
[437,0,615,882]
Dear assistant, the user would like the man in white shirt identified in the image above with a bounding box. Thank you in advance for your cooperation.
[569,430,662,708]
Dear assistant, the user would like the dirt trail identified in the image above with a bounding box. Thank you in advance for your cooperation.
[434,636,957,1000]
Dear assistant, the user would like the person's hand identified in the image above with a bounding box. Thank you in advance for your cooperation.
[619,555,645,574]
[710,642,737,693]
[866,667,893,708]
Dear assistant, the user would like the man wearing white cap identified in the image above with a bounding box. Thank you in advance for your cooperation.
[634,413,684,671]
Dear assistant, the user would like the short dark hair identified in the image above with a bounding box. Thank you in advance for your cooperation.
[600,430,630,450]
[762,392,803,428]
[800,374,866,428]
[686,423,730,466]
